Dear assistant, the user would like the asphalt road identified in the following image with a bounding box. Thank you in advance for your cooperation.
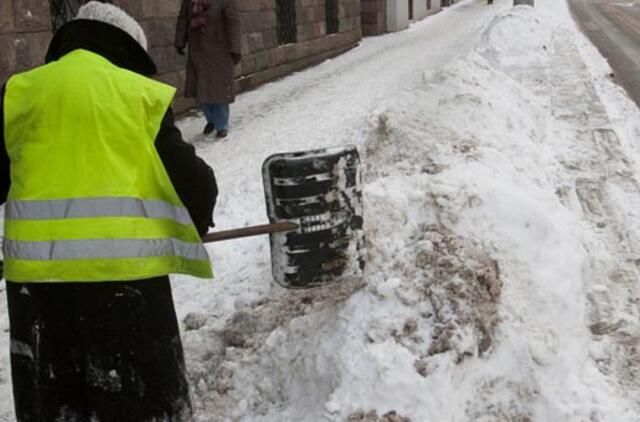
[569,0,640,107]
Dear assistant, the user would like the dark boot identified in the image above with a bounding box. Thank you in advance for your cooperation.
[203,123,215,134]
[216,129,228,139]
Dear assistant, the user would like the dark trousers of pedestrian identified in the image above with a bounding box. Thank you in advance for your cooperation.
[201,103,230,132]
[6,277,192,422]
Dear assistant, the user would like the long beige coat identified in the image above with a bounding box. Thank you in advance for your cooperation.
[175,0,241,104]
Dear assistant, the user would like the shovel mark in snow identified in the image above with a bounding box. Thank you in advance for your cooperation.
[465,378,537,422]
[546,26,640,403]
[185,276,365,419]
[347,410,413,422]
[576,178,608,218]
[413,225,502,363]
[591,128,634,174]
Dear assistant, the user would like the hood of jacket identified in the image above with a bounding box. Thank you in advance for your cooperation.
[45,19,157,76]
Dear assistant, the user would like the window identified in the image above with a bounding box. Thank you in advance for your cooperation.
[277,0,297,45]
[326,0,339,34]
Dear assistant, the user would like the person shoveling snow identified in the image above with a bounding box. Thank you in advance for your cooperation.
[0,2,217,419]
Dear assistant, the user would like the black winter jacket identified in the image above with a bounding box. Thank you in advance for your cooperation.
[0,20,217,238]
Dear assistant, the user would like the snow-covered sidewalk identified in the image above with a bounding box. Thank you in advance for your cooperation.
[4,0,640,420]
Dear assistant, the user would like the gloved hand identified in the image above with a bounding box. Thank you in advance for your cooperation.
[176,47,185,56]
[230,53,241,65]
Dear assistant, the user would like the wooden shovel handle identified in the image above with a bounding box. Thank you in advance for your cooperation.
[201,222,299,243]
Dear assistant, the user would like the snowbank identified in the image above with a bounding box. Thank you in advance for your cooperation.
[3,0,640,421]
[181,2,640,421]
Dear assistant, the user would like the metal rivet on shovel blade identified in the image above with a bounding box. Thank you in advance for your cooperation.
[262,145,366,289]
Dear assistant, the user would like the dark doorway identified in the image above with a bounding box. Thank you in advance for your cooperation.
[277,0,297,44]
[409,0,413,20]
[326,0,339,34]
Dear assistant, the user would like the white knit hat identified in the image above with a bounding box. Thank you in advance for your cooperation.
[76,1,148,51]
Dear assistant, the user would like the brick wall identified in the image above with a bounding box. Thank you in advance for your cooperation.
[0,0,361,113]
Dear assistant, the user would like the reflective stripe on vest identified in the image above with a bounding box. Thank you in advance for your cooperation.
[4,238,208,261]
[3,49,213,282]
[6,198,193,225]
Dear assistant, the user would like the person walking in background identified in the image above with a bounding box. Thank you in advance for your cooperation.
[175,0,242,139]
[1,2,217,420]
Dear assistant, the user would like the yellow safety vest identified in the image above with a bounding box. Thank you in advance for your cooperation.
[2,49,213,282]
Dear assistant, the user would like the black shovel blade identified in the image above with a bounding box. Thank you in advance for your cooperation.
[263,145,366,289]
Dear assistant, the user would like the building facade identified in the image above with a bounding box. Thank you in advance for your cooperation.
[0,0,361,112]
[362,0,443,36]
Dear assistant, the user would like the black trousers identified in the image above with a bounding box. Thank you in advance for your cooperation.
[6,277,192,422]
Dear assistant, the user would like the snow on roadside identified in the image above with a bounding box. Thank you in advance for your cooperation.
[182,2,640,421]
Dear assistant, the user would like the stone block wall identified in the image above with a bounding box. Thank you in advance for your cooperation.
[0,0,361,113]
[361,0,386,35]
[236,0,361,91]
[0,0,53,88]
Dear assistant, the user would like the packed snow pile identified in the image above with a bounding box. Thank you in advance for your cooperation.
[478,6,552,68]
[180,2,640,421]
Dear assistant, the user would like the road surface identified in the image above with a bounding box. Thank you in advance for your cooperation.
[569,0,640,107]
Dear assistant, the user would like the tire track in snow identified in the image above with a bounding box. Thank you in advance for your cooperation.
[545,26,640,406]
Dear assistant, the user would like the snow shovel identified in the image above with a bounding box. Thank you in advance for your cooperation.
[202,145,366,289]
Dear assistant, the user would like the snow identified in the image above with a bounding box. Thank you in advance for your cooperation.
[3,0,640,420]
